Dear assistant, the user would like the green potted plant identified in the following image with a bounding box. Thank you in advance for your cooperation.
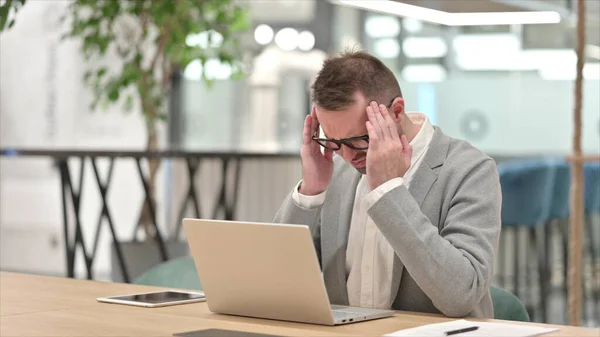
[1,0,249,280]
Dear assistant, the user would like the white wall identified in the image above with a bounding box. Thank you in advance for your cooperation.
[435,73,600,156]
[1,0,78,277]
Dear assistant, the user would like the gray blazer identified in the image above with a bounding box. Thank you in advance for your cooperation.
[273,127,501,318]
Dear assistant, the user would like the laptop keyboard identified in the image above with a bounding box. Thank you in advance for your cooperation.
[332,310,365,321]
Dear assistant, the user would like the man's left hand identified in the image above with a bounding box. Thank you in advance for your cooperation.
[365,101,412,190]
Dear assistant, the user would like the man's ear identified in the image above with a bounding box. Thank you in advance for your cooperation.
[390,97,405,121]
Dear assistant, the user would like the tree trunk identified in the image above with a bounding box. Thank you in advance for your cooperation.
[568,0,585,326]
[137,125,161,239]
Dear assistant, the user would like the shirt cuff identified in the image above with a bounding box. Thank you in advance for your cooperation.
[365,177,405,209]
[292,180,327,209]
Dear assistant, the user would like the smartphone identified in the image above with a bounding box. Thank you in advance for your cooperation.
[97,290,205,308]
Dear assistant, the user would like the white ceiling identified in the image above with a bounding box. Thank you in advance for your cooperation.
[241,0,600,50]
[393,0,538,13]
[393,0,599,47]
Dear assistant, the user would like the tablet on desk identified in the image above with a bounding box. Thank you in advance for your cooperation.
[97,290,205,308]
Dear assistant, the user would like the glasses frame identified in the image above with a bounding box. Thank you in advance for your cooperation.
[312,134,370,151]
[311,95,400,151]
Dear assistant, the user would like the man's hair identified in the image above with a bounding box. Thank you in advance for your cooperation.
[311,49,402,111]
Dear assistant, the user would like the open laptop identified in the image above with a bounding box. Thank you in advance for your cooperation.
[182,218,395,326]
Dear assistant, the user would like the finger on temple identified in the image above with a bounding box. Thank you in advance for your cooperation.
[380,104,399,140]
[324,148,333,161]
[367,105,379,123]
[311,113,319,134]
[303,115,312,144]
[379,104,390,116]
[373,104,389,138]
[370,101,381,119]
[366,121,377,141]
[366,106,375,122]
[401,134,410,149]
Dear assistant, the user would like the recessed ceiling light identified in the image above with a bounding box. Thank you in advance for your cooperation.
[336,0,561,26]
[298,31,316,51]
[254,24,274,45]
[275,28,299,51]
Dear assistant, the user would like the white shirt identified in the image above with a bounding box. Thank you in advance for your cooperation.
[292,113,435,309]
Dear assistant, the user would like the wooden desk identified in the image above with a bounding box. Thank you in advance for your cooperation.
[1,272,598,337]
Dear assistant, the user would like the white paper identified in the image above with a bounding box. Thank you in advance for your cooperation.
[384,319,558,337]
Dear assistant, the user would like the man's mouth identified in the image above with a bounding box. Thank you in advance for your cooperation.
[352,158,366,167]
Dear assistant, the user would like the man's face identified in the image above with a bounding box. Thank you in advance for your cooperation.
[315,92,370,174]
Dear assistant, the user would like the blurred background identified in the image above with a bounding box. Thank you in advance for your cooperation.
[1,0,599,328]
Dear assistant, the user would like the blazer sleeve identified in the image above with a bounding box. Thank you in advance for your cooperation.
[367,158,502,317]
[273,189,323,264]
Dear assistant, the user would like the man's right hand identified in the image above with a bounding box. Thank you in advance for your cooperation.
[299,106,334,196]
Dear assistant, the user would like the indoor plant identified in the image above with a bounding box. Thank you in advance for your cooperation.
[60,0,249,237]
[1,0,249,279]
[2,0,248,233]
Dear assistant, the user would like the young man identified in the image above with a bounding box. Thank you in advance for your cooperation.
[274,50,502,318]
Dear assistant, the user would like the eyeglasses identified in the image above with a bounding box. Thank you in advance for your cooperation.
[311,95,400,151]
[312,134,369,151]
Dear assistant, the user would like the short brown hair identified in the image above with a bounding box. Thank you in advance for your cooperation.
[311,49,402,111]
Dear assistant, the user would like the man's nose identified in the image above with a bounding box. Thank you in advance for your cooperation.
[340,146,357,162]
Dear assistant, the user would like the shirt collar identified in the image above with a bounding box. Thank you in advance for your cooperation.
[406,112,435,167]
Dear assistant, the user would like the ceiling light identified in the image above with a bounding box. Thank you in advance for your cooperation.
[336,0,560,26]
[447,11,561,26]
[298,31,315,51]
[365,15,401,38]
[453,34,524,70]
[401,64,447,83]
[583,63,600,79]
[453,34,521,54]
[403,37,447,58]
[456,48,577,72]
[184,59,234,81]
[274,28,299,51]
[539,63,600,80]
[184,60,203,81]
[185,30,223,49]
[373,38,400,59]
[204,59,232,80]
[254,24,274,45]
[587,44,600,60]
[402,17,423,33]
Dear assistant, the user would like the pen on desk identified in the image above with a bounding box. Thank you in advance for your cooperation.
[444,326,479,335]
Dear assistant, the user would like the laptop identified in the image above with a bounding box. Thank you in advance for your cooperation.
[182,218,395,326]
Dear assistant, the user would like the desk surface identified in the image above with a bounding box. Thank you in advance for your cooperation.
[1,272,597,337]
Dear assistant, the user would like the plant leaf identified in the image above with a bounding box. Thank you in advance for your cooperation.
[101,99,110,111]
[59,0,249,124]
[97,68,107,78]
[83,70,92,82]
[124,95,134,113]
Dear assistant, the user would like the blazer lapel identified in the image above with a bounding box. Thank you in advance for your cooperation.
[322,164,361,305]
[408,127,447,207]
[391,127,449,306]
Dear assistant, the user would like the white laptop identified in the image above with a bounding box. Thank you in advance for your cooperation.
[182,218,395,326]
